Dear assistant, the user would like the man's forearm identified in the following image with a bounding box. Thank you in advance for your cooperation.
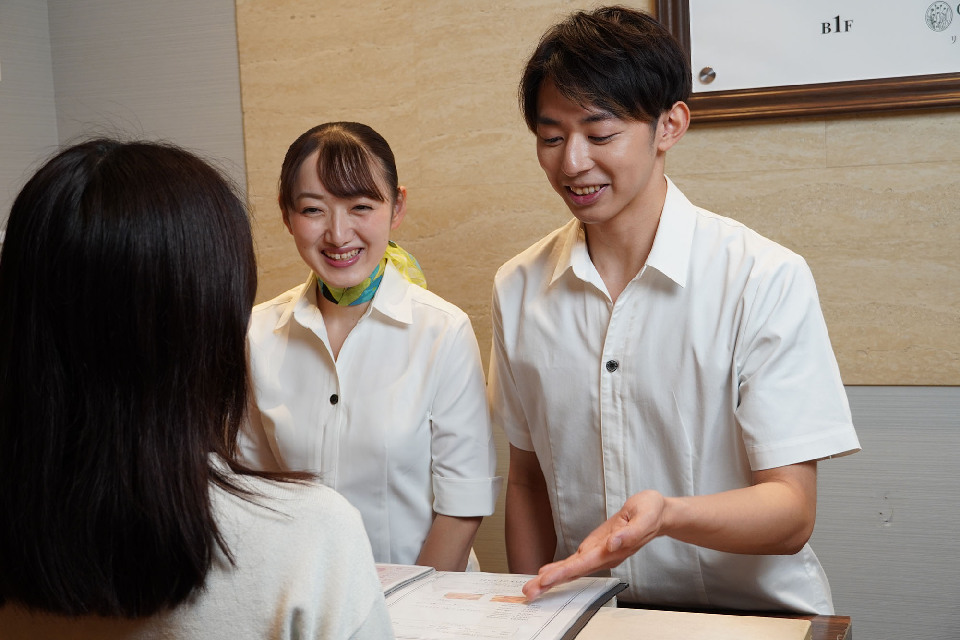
[506,482,557,573]
[662,460,818,555]
[505,445,557,574]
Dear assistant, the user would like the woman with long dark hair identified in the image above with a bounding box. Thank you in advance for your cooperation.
[0,139,393,639]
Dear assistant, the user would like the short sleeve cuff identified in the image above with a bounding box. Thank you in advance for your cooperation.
[747,425,861,470]
[500,422,535,451]
[432,475,503,517]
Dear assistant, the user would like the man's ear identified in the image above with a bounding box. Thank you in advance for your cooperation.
[656,101,690,153]
[391,185,408,230]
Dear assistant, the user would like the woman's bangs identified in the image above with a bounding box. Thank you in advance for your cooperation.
[314,138,386,202]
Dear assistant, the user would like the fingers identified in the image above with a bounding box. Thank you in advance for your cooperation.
[521,561,574,601]
[522,542,622,601]
[521,574,548,601]
[521,554,585,601]
[522,492,665,602]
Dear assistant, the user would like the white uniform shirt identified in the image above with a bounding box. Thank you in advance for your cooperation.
[243,263,501,564]
[488,177,860,613]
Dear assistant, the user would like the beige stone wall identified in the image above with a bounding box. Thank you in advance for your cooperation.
[671,112,960,386]
[236,0,959,571]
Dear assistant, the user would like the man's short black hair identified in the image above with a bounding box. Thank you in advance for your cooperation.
[520,5,691,131]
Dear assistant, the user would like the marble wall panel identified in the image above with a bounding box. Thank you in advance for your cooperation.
[826,109,960,167]
[668,118,827,174]
[396,183,571,354]
[671,156,960,384]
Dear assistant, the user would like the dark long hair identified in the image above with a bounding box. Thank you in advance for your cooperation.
[277,121,399,220]
[520,5,691,130]
[0,139,258,617]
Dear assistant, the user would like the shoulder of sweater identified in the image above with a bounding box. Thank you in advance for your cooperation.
[215,475,365,533]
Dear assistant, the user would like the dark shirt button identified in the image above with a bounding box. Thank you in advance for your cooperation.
[330,394,339,405]
[605,359,619,373]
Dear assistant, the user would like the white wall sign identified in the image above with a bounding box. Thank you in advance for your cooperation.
[657,0,960,121]
[689,1,960,93]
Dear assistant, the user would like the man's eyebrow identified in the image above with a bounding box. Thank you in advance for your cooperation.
[536,111,617,126]
[582,112,615,124]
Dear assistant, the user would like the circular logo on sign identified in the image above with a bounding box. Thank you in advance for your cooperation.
[925,1,953,31]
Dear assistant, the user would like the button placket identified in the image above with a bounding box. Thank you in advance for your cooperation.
[599,294,629,521]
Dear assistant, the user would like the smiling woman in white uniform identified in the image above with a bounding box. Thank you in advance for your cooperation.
[242,122,501,570]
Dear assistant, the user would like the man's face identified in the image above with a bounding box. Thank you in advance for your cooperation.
[535,81,664,229]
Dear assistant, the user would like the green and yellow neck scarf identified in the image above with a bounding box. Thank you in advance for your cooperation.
[317,241,426,306]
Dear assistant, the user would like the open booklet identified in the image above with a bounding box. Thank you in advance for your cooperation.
[376,565,627,640]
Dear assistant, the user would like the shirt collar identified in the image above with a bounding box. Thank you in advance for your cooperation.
[645,176,696,288]
[548,175,696,290]
[273,262,414,333]
[549,218,604,290]
[369,261,415,324]
[273,272,320,333]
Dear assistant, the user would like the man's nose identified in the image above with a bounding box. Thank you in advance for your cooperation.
[561,136,593,176]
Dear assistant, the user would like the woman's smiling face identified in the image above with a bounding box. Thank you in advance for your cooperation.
[284,150,405,290]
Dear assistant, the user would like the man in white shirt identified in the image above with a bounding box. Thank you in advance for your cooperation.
[488,6,861,613]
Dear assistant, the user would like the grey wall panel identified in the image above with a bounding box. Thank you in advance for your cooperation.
[46,0,246,190]
[813,386,960,640]
[0,0,59,227]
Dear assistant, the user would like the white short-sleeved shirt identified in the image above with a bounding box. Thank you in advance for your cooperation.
[488,177,860,614]
[243,263,501,564]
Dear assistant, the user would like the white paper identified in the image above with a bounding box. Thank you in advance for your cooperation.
[689,0,960,92]
[386,572,622,640]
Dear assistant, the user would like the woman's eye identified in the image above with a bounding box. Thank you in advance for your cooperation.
[300,207,322,215]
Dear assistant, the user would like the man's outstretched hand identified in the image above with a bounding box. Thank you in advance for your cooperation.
[522,490,666,601]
